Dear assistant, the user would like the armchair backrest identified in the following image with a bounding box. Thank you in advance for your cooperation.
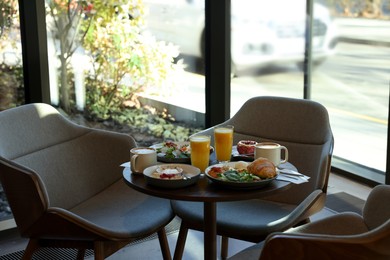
[197,96,333,204]
[0,103,135,210]
[363,185,390,230]
[0,158,48,234]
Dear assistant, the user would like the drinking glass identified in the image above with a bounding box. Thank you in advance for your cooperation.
[190,135,211,173]
[214,125,234,163]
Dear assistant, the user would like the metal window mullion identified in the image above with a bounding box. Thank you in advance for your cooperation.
[18,0,50,104]
[205,0,231,128]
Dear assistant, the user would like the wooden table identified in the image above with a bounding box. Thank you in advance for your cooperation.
[123,164,293,260]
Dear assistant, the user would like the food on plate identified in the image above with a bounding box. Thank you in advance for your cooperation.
[207,161,275,182]
[234,161,249,171]
[247,157,277,179]
[154,141,190,159]
[151,165,184,180]
[237,140,258,155]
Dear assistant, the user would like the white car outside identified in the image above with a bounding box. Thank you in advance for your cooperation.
[143,0,338,74]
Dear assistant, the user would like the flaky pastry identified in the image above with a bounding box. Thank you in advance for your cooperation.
[247,157,277,179]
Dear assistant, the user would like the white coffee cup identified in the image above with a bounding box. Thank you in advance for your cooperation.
[130,147,157,173]
[254,142,288,166]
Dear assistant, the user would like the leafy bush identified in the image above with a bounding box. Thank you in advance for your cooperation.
[80,1,194,141]
[83,1,181,115]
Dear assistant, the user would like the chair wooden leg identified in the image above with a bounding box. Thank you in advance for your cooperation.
[221,236,229,260]
[173,223,189,260]
[94,241,105,260]
[77,249,86,260]
[158,228,172,260]
[22,239,39,260]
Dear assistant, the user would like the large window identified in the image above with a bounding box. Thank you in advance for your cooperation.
[12,0,390,184]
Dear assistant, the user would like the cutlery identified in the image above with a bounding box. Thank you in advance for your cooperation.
[278,174,300,180]
[278,168,308,178]
[181,173,193,180]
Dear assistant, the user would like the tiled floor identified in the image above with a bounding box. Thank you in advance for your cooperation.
[0,172,374,259]
[327,172,372,200]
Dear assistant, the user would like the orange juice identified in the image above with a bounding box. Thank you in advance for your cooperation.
[214,126,234,162]
[190,135,210,172]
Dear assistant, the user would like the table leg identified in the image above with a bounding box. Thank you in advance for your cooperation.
[204,201,217,260]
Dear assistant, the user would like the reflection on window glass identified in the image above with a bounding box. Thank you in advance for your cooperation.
[0,0,24,111]
[45,0,201,145]
[312,0,390,178]
[143,0,206,126]
[230,0,338,116]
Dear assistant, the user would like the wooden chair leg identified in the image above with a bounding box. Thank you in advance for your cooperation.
[221,236,229,260]
[158,228,172,260]
[173,223,189,260]
[22,239,39,260]
[77,249,86,260]
[94,241,105,260]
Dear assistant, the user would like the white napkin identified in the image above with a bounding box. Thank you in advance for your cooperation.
[277,168,310,184]
[276,174,308,184]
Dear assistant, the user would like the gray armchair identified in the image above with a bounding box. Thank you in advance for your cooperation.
[229,184,390,260]
[0,103,174,259]
[171,96,334,259]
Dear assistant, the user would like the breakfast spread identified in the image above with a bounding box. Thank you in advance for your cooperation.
[207,158,277,182]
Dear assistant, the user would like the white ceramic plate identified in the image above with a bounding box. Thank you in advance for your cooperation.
[143,164,201,189]
[205,162,277,190]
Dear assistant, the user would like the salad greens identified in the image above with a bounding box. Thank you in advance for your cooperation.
[217,170,261,182]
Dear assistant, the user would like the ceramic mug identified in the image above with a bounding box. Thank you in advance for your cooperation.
[254,142,288,166]
[130,147,157,173]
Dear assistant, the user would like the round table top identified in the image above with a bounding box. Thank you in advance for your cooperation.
[123,164,293,203]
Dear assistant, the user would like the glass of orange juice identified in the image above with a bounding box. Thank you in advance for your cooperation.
[190,135,211,173]
[214,125,234,163]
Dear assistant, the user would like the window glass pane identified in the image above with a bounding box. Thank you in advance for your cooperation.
[46,0,204,145]
[230,0,337,116]
[0,0,24,111]
[312,0,389,182]
[0,0,23,223]
[143,0,206,126]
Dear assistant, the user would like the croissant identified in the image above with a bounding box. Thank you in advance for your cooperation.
[247,157,277,179]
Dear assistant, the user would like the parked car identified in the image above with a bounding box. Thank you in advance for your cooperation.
[143,0,338,75]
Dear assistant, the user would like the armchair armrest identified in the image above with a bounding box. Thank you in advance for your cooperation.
[274,189,324,228]
[260,221,390,260]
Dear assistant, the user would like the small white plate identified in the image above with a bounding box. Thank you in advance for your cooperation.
[143,164,201,189]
